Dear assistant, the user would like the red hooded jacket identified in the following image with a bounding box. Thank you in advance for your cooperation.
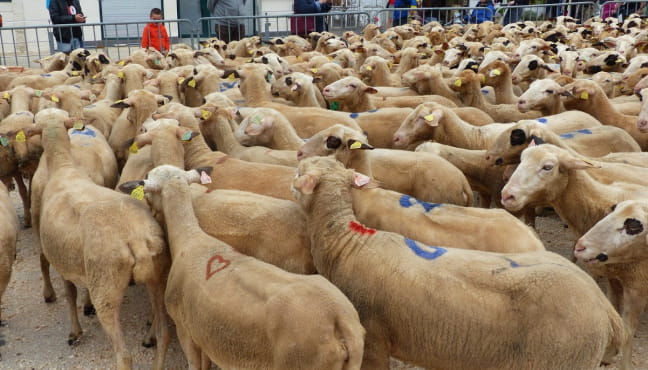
[141,22,170,53]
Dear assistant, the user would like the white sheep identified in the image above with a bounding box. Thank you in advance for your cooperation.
[0,181,18,324]
[121,164,365,369]
[292,155,627,370]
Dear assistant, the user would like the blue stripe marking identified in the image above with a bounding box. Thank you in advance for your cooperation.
[219,81,238,92]
[405,238,447,260]
[350,112,359,118]
[505,257,521,267]
[349,109,379,119]
[70,128,96,138]
[536,118,548,124]
[481,89,489,94]
[559,128,592,139]
[399,195,442,212]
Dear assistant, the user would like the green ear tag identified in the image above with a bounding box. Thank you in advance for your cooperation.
[252,115,263,125]
[181,131,193,141]
[330,101,339,111]
[154,59,161,65]
[73,121,84,131]
[34,90,43,97]
[0,137,8,147]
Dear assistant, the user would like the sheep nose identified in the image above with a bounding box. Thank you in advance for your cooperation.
[596,253,609,262]
[563,70,572,76]
[574,239,586,253]
[297,150,304,160]
[495,158,503,166]
[518,99,526,105]
[484,154,491,161]
[638,119,648,132]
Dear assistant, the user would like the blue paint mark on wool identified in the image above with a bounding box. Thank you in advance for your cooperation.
[404,238,447,260]
[505,257,521,267]
[70,127,96,138]
[350,113,359,118]
[219,81,238,92]
[481,89,489,94]
[350,109,379,119]
[399,194,441,212]
[559,128,592,139]
[536,118,548,124]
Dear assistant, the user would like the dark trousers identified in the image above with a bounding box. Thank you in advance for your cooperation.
[216,24,245,43]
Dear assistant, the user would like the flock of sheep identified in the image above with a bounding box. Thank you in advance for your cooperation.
[1,9,648,370]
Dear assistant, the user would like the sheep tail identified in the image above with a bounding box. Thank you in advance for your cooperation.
[128,240,155,282]
[337,316,365,370]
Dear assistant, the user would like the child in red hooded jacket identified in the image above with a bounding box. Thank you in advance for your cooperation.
[141,8,170,54]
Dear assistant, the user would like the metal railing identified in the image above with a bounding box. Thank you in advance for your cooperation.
[195,11,372,41]
[0,19,195,67]
[599,0,645,20]
[375,7,495,26]
[496,1,597,24]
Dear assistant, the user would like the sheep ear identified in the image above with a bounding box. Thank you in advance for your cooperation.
[291,82,302,91]
[118,180,145,194]
[561,156,597,170]
[293,174,318,195]
[351,172,371,188]
[347,139,373,150]
[111,100,130,109]
[364,87,378,94]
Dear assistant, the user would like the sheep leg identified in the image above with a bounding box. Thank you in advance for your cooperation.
[88,280,132,370]
[619,282,648,369]
[146,281,169,370]
[200,352,212,370]
[608,278,624,314]
[82,288,95,316]
[63,280,83,345]
[175,322,202,370]
[13,175,30,228]
[360,322,390,370]
[39,253,56,303]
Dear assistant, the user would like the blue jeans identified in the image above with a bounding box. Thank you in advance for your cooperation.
[56,37,83,52]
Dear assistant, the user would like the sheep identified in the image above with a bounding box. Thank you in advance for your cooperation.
[120,164,365,369]
[511,55,558,87]
[235,63,363,136]
[322,76,456,113]
[7,70,70,91]
[292,155,627,370]
[392,102,553,150]
[485,120,641,167]
[297,124,473,206]
[584,51,626,74]
[169,109,300,202]
[358,55,399,87]
[235,107,306,150]
[0,180,18,324]
[479,60,519,104]
[563,79,648,150]
[35,108,170,370]
[119,48,168,70]
[400,65,462,105]
[270,72,327,108]
[34,52,68,72]
[517,78,570,115]
[452,70,543,122]
[197,106,298,167]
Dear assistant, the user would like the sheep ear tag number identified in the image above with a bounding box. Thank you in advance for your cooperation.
[15,131,26,143]
[129,142,139,154]
[131,185,144,201]
[200,171,212,184]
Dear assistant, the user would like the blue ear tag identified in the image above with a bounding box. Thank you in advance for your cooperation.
[181,131,193,141]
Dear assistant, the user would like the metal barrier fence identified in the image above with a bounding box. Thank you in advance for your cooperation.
[0,19,195,68]
[375,7,495,27]
[496,2,597,24]
[599,0,645,20]
[195,11,372,42]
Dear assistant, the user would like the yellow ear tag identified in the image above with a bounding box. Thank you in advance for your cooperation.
[118,72,124,79]
[454,79,462,87]
[177,77,185,85]
[201,110,212,120]
[188,79,197,88]
[118,60,126,66]
[227,73,236,81]
[92,74,99,79]
[310,68,318,73]
[131,185,144,200]
[366,65,373,71]
[388,62,394,69]
[492,69,501,76]
[580,91,589,100]
[15,130,26,143]
[94,59,101,66]
[51,95,60,103]
[481,74,486,83]
[424,114,435,122]
[71,71,80,76]
[73,121,84,130]
[2,92,9,100]
[248,50,254,55]
[129,141,139,154]
[549,55,557,59]
[349,141,363,149]
[616,58,623,63]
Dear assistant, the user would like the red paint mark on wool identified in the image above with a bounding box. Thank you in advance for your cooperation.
[215,155,230,164]
[205,254,231,280]
[349,221,376,235]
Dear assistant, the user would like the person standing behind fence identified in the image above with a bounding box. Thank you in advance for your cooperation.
[48,0,85,52]
[291,0,332,37]
[141,8,170,54]
[468,0,494,23]
[502,0,528,24]
[393,0,418,26]
[207,0,246,43]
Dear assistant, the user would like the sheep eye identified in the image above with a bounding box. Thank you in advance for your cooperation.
[545,89,554,94]
[623,218,644,235]
[541,164,553,171]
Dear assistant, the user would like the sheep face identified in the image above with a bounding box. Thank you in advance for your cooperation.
[574,200,648,264]
[637,88,648,133]
[485,121,541,166]
[321,77,376,101]
[562,80,600,111]
[235,110,275,147]
[500,144,595,211]
[393,105,442,149]
[297,124,371,163]
[516,79,563,113]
